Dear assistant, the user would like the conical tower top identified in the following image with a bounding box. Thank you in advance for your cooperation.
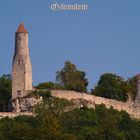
[16,23,28,33]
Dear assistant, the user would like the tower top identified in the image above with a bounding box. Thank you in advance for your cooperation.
[16,23,28,33]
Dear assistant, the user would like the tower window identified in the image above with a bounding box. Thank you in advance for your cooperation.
[18,59,21,65]
[17,90,21,96]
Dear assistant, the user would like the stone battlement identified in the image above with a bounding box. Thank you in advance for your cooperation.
[51,90,140,119]
[1,90,140,119]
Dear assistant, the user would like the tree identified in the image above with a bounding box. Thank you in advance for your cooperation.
[92,73,128,102]
[35,96,71,118]
[34,96,76,140]
[0,104,140,140]
[126,76,137,100]
[35,81,64,90]
[0,74,12,111]
[56,61,88,92]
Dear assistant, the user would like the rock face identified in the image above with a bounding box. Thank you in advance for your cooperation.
[63,98,96,112]
[9,96,42,112]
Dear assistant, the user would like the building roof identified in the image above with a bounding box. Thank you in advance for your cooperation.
[16,23,28,33]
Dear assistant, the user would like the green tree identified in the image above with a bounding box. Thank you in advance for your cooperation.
[92,73,128,102]
[35,96,71,118]
[34,96,75,140]
[56,61,88,92]
[0,74,12,111]
[35,81,64,90]
[0,104,140,140]
[127,76,137,100]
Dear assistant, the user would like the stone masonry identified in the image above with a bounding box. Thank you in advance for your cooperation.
[12,23,32,99]
[134,74,140,107]
[1,23,138,120]
[51,90,140,119]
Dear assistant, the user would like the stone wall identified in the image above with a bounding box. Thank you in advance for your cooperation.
[51,90,140,119]
[1,90,140,119]
[0,112,33,119]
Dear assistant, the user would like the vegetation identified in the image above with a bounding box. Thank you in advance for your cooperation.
[59,105,140,140]
[34,62,137,102]
[35,82,64,90]
[56,61,88,92]
[0,99,140,140]
[126,75,137,100]
[0,74,12,112]
[92,73,128,102]
[0,71,139,139]
[27,90,51,100]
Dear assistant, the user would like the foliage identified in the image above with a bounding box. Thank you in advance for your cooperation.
[56,61,88,92]
[59,105,140,140]
[28,90,51,100]
[0,74,12,112]
[0,97,76,140]
[0,98,140,140]
[126,75,137,100]
[0,72,139,139]
[35,82,64,90]
[34,97,76,140]
[92,73,128,102]
[35,97,71,117]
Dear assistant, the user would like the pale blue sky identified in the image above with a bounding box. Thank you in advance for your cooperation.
[0,0,140,90]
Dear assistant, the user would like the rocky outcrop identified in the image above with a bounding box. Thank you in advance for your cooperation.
[5,90,140,119]
[9,96,42,112]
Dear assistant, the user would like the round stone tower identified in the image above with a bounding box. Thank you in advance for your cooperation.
[12,23,32,99]
[134,74,140,107]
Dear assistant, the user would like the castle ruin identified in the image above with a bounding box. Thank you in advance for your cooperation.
[12,23,32,99]
[1,23,140,119]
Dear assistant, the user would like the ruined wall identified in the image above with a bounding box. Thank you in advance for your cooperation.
[51,90,140,119]
[0,112,33,119]
[1,90,140,119]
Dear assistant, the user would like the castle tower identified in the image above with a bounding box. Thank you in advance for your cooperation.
[12,23,32,99]
[134,74,140,107]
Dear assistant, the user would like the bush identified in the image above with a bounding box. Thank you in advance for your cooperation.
[56,61,88,92]
[92,73,128,102]
[28,90,51,100]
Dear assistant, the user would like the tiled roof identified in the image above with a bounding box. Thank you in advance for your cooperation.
[16,23,28,33]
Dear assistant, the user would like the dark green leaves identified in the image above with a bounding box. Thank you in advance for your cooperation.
[92,73,128,102]
[56,61,88,92]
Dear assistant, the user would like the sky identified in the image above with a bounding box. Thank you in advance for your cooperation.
[0,0,140,90]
